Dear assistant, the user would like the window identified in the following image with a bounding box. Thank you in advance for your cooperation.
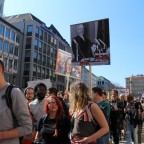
[26,38,32,49]
[42,67,45,78]
[9,59,13,69]
[43,44,46,54]
[38,41,42,52]
[14,59,18,70]
[33,64,37,76]
[3,57,8,69]
[37,66,41,77]
[27,25,33,36]
[0,39,3,50]
[47,56,50,67]
[46,45,50,54]
[14,47,18,56]
[9,44,14,54]
[35,26,39,38]
[16,36,19,43]
[40,29,43,40]
[25,50,30,62]
[3,42,9,52]
[44,31,47,42]
[5,28,10,39]
[38,53,42,64]
[0,24,5,36]
[25,50,31,58]
[43,55,46,65]
[24,63,30,75]
[34,39,38,50]
[24,63,30,71]
[46,69,49,78]
[33,51,38,63]
[11,31,15,41]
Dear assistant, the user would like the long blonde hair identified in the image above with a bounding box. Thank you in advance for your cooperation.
[69,82,91,115]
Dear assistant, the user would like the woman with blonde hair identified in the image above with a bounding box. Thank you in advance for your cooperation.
[69,82,109,144]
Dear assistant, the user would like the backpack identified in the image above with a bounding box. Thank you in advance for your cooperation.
[3,84,23,143]
[129,102,138,127]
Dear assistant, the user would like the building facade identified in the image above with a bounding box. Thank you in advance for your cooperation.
[81,67,97,88]
[0,18,23,86]
[4,13,71,90]
[126,75,144,97]
[96,76,114,92]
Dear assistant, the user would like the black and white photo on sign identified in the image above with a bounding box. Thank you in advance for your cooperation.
[70,18,110,66]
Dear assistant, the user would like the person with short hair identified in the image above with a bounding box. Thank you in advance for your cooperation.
[0,58,32,144]
[92,87,111,144]
[24,87,35,104]
[125,94,141,144]
[29,83,47,125]
[110,89,122,144]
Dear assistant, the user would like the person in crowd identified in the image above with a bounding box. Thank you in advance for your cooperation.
[63,90,70,109]
[47,87,69,117]
[102,91,107,100]
[24,86,35,104]
[135,97,143,144]
[72,24,93,62]
[29,83,47,127]
[125,94,141,144]
[57,91,64,99]
[92,87,111,144]
[110,89,123,144]
[0,58,32,144]
[34,95,71,144]
[22,87,36,144]
[69,82,109,144]
[119,94,127,140]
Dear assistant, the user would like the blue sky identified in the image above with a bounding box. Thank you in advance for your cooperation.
[3,0,144,87]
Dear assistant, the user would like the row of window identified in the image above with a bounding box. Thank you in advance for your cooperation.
[27,25,57,48]
[2,57,18,71]
[0,39,19,56]
[0,23,19,43]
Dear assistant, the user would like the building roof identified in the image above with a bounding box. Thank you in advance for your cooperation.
[0,17,22,33]
[126,75,144,79]
[4,13,69,46]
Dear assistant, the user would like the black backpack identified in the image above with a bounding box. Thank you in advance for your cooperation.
[3,84,23,143]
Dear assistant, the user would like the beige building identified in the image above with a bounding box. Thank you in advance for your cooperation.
[126,75,144,97]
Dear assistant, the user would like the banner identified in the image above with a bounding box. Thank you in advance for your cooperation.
[70,18,110,66]
[55,49,81,79]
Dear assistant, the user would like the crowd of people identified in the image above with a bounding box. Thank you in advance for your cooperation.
[0,58,144,144]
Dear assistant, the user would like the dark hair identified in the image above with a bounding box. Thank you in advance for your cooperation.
[103,91,107,95]
[112,89,118,95]
[57,91,64,97]
[34,83,47,92]
[48,87,58,96]
[0,58,4,72]
[127,94,134,102]
[92,87,103,96]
